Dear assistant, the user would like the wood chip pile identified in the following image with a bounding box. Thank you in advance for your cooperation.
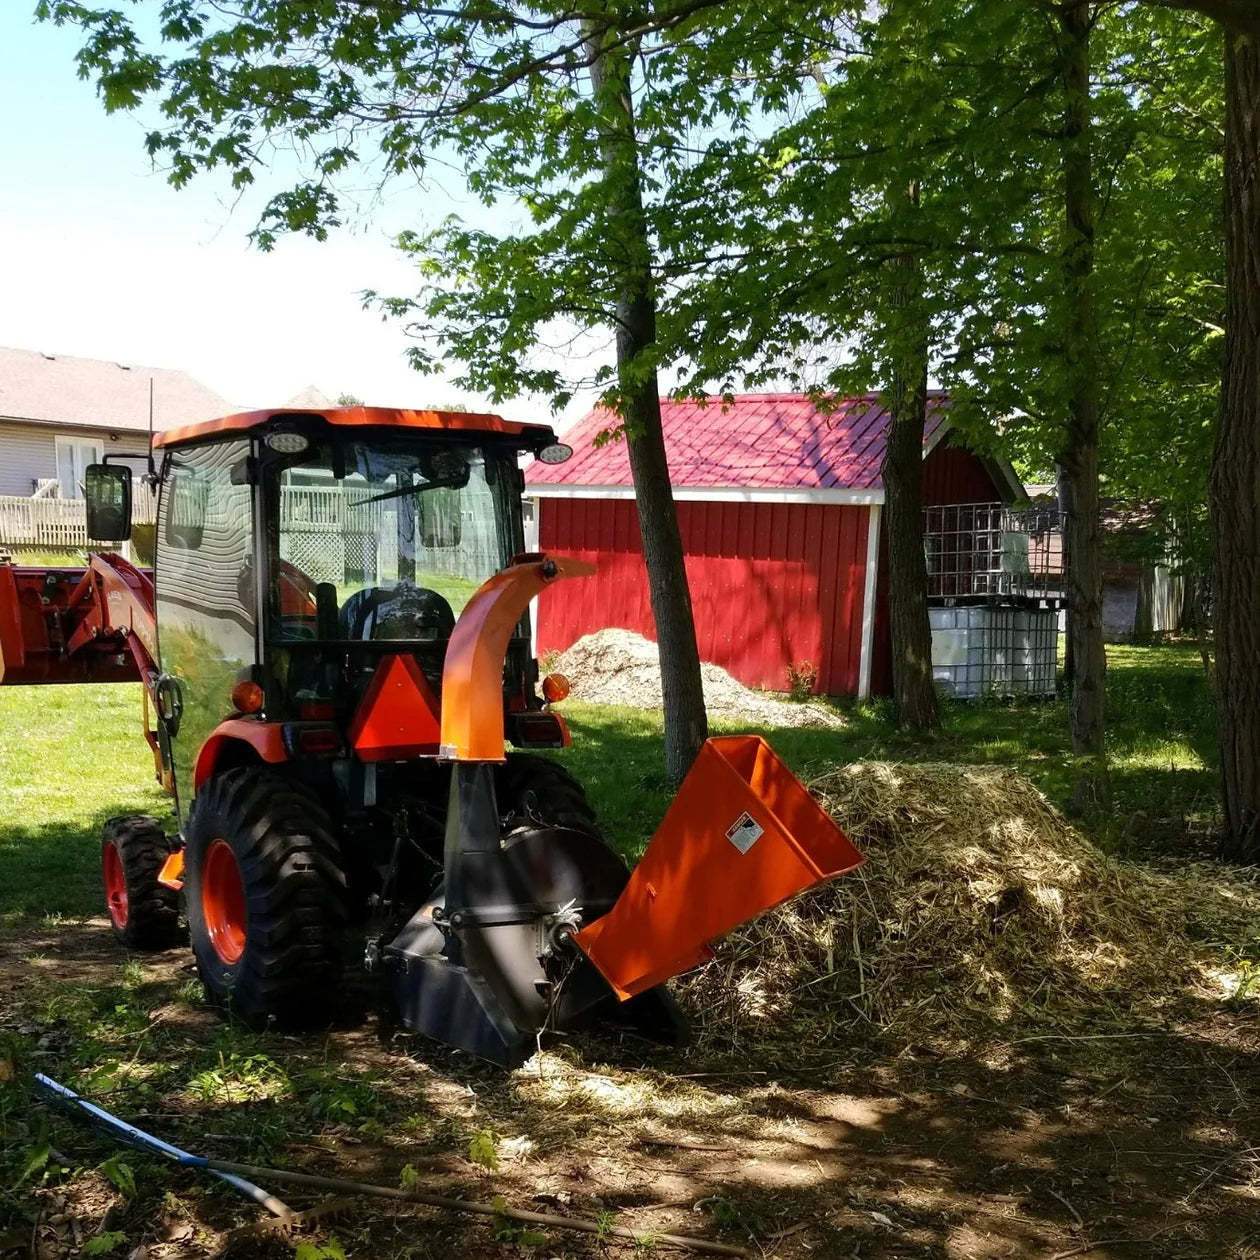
[554,629,842,729]
[680,762,1260,1056]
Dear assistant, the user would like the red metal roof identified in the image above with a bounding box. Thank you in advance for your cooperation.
[527,392,950,491]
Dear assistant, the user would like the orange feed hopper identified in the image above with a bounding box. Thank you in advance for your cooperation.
[573,735,864,998]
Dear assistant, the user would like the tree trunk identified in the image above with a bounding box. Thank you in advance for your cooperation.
[1134,562,1156,640]
[1212,30,1260,861]
[586,26,708,781]
[882,180,941,734]
[1058,0,1110,813]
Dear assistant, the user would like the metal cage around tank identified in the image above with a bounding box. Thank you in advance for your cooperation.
[923,502,1064,700]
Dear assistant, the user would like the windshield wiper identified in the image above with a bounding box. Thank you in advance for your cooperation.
[348,473,467,509]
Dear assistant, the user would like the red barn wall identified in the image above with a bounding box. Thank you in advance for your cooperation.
[923,443,1004,505]
[536,497,872,696]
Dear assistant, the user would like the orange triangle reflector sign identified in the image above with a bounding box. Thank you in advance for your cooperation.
[347,653,442,761]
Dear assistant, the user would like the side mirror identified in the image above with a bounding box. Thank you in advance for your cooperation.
[85,463,133,541]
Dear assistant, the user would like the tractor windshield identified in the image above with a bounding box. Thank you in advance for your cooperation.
[267,438,521,644]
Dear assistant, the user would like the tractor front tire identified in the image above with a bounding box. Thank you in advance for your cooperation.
[101,815,182,950]
[185,770,346,1027]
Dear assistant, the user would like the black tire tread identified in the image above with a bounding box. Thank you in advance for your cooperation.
[102,815,182,950]
[185,769,346,1027]
[497,754,602,840]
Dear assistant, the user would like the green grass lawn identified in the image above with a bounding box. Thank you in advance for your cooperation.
[556,641,1220,863]
[0,685,173,919]
[0,643,1218,922]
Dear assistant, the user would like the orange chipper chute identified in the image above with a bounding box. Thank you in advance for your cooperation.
[573,735,864,999]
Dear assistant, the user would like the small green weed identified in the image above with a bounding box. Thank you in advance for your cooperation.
[594,1208,619,1244]
[173,978,204,1006]
[14,1137,51,1187]
[700,1195,747,1231]
[305,1074,384,1125]
[39,986,95,1029]
[80,1232,127,1256]
[491,1196,548,1248]
[99,1154,136,1198]
[80,1060,123,1095]
[119,960,146,990]
[786,660,819,702]
[1221,940,1260,1009]
[468,1128,500,1171]
[294,1241,347,1260]
[188,1051,290,1103]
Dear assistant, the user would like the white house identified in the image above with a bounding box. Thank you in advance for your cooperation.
[0,346,235,498]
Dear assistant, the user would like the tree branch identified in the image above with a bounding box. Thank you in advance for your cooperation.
[1140,0,1260,34]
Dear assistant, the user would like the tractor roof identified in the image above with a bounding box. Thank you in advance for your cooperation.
[154,405,555,449]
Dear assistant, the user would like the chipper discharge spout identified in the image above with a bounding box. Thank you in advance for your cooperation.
[401,552,865,1066]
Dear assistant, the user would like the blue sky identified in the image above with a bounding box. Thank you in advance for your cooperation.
[0,7,595,426]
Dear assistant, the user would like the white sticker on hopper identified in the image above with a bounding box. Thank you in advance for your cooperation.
[725,812,764,854]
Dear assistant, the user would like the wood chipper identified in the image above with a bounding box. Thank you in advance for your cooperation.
[0,406,863,1065]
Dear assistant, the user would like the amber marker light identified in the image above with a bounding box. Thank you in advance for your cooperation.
[541,673,571,703]
[231,680,264,714]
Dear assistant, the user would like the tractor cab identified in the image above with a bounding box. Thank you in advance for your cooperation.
[87,407,571,824]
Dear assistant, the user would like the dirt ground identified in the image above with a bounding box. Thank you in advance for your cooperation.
[2,917,1259,1260]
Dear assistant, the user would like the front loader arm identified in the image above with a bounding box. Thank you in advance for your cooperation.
[0,553,167,785]
[64,555,159,684]
[0,554,157,688]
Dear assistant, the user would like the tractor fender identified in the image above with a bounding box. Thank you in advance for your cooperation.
[193,719,288,792]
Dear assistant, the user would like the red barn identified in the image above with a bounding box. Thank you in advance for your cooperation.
[525,392,1024,698]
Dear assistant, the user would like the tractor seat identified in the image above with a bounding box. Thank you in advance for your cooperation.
[340,581,456,643]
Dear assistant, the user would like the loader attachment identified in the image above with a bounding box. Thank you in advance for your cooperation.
[573,735,864,999]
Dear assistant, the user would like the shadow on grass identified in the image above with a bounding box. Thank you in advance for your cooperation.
[0,803,175,920]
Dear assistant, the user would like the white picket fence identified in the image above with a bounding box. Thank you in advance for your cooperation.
[0,492,158,548]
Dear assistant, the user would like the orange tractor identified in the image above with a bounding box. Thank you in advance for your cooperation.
[0,406,862,1065]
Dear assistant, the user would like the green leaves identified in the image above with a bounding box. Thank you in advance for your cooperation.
[467,1127,500,1170]
[294,1240,347,1260]
[14,1138,50,1188]
[491,1195,549,1247]
[99,1154,136,1199]
[33,0,1223,511]
[80,1232,127,1257]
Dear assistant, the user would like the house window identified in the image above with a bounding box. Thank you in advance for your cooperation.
[55,436,104,499]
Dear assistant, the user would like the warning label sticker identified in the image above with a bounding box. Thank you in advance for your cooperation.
[725,812,764,854]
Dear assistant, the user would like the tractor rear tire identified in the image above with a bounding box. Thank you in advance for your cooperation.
[496,754,603,840]
[101,815,182,950]
[185,769,347,1027]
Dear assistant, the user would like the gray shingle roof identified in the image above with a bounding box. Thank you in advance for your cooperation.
[283,385,335,409]
[0,346,236,433]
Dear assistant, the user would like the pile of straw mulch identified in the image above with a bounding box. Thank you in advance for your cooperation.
[679,762,1260,1055]
[555,629,842,729]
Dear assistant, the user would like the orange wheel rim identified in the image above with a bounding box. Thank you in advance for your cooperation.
[103,842,128,928]
[202,839,247,965]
